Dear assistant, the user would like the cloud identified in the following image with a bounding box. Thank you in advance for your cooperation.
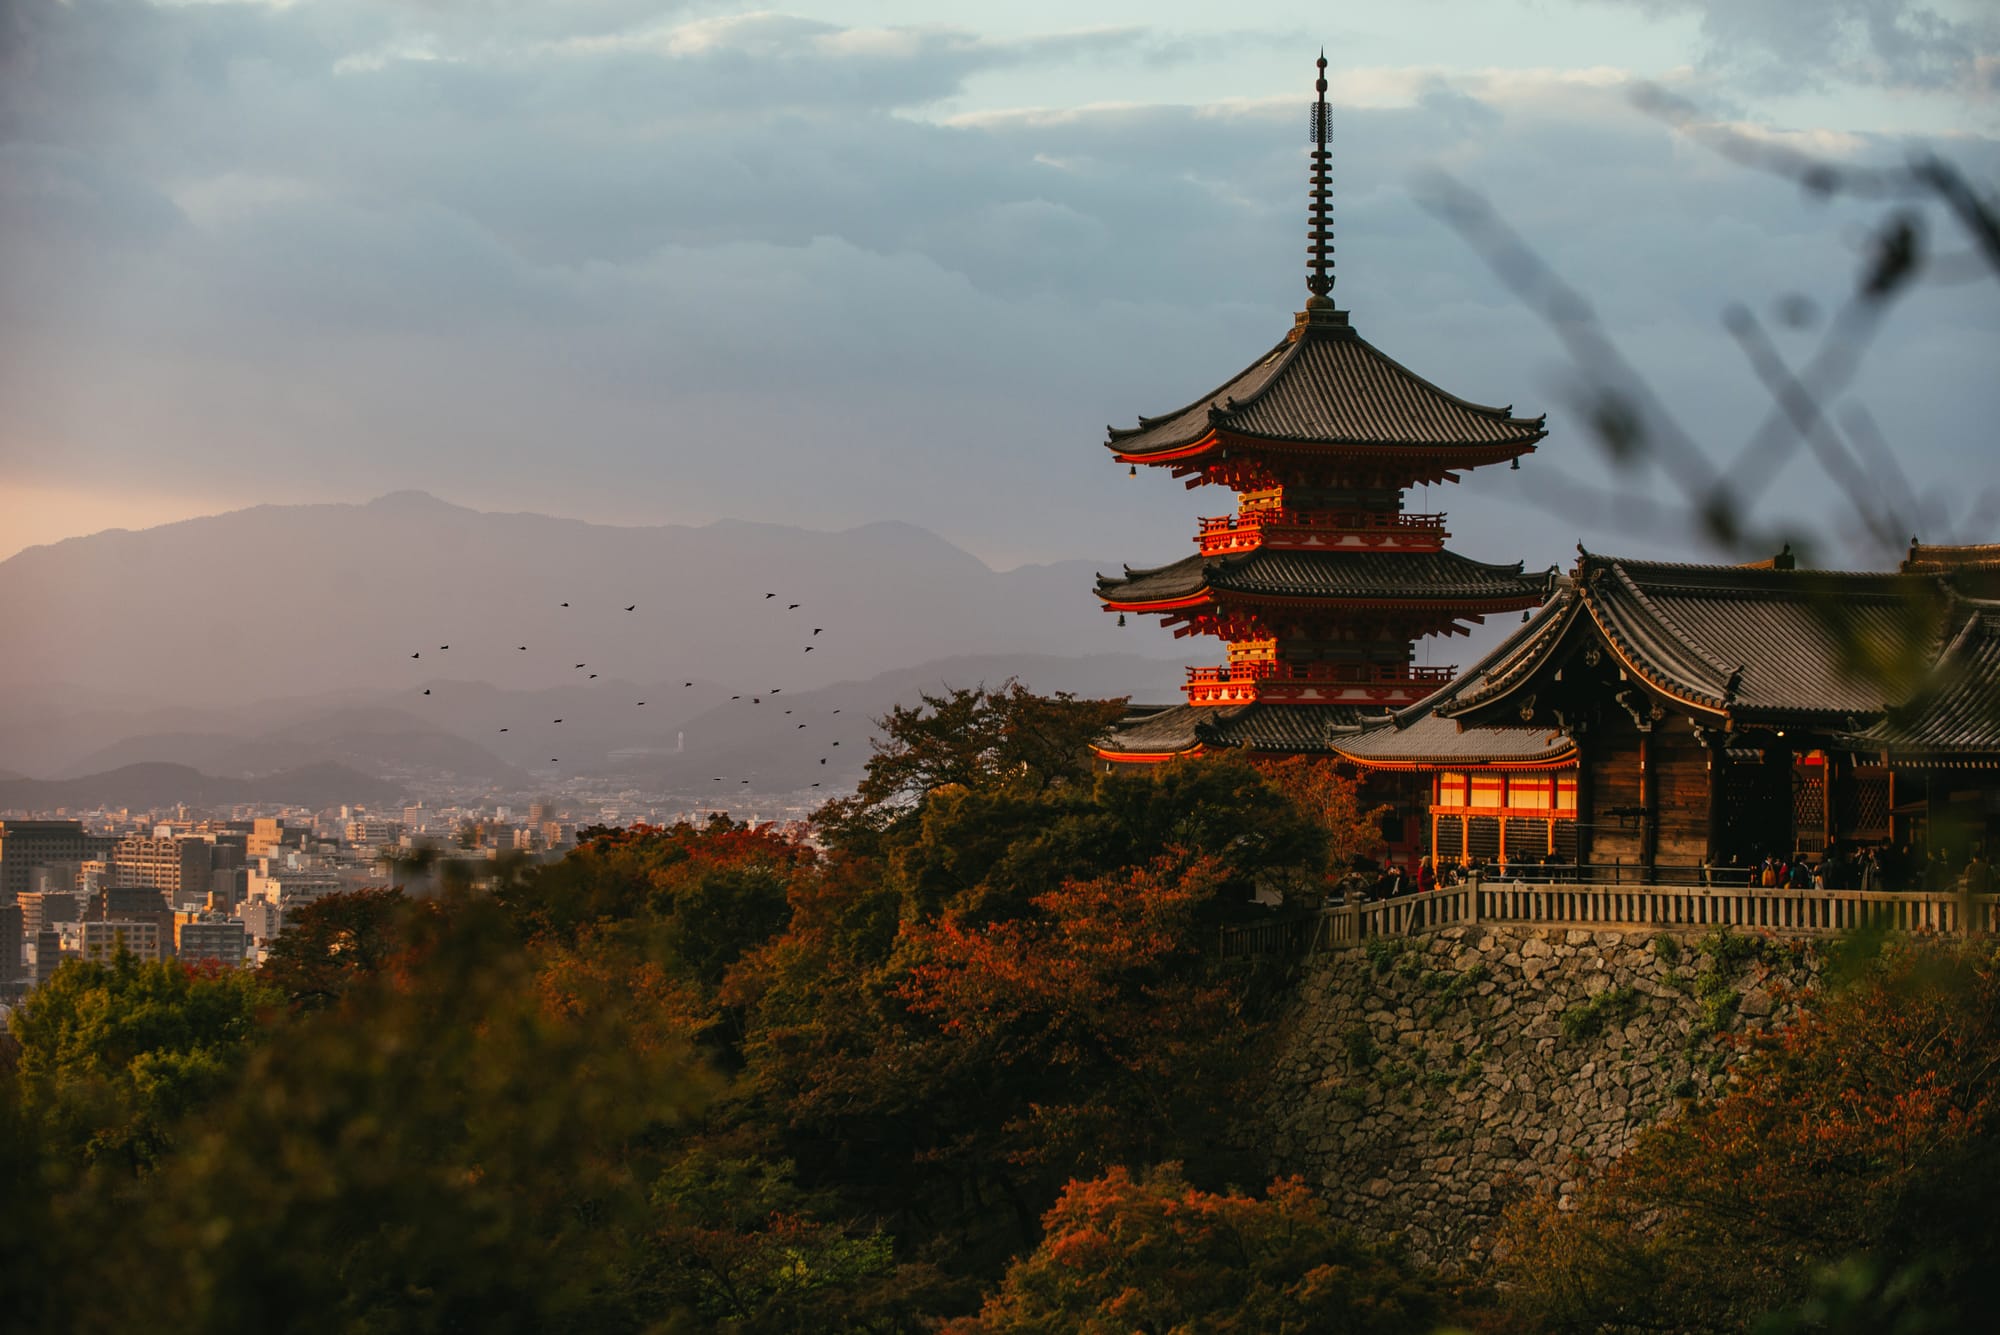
[1593,0,1999,97]
[0,0,1994,585]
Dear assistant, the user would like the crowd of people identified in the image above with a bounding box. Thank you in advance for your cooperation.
[1329,842,1995,903]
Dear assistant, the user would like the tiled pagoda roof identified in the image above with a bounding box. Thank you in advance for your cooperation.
[1096,548,1557,608]
[1096,702,1378,758]
[1105,315,1547,458]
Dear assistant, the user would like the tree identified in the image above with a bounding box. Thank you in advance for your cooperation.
[1492,938,2000,1333]
[51,900,714,1335]
[823,682,1128,847]
[1257,755,1391,873]
[896,858,1256,1204]
[9,955,278,1177]
[259,886,421,1013]
[948,1165,1439,1335]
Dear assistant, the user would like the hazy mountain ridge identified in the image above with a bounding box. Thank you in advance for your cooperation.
[0,652,1197,795]
[0,762,404,813]
[0,493,1166,714]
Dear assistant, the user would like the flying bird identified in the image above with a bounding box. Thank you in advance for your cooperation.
[574,663,586,669]
[832,709,840,715]
[812,783,821,787]
[500,728,509,733]
[752,697,761,704]
[684,681,692,687]
[788,604,800,610]
[804,646,813,652]
[636,701,646,706]
[589,673,598,679]
[439,645,449,650]
[423,689,431,695]
[819,759,827,765]
[797,723,807,729]
[519,646,528,651]
[625,605,636,612]
[731,695,741,701]
[813,628,824,635]
[832,741,840,747]
[561,602,569,607]
[770,689,782,694]
[764,593,776,599]
[410,652,420,659]
[553,718,563,723]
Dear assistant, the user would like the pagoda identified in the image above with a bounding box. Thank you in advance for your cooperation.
[1095,54,1556,765]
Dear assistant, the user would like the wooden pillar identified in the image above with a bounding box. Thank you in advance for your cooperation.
[1640,730,1658,873]
[1573,732,1594,872]
[1704,735,1728,868]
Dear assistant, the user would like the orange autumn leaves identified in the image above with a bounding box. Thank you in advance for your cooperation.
[1493,938,2000,1331]
[949,1165,1438,1334]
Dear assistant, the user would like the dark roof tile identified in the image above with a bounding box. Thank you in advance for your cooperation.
[1108,320,1546,456]
[1097,549,1556,606]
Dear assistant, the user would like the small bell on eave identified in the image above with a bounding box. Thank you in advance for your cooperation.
[1129,465,1137,477]
[1511,455,1521,471]
[1118,614,1127,627]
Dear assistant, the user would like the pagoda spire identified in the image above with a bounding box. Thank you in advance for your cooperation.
[1307,51,1335,304]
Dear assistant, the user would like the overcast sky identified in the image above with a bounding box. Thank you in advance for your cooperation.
[2,0,1995,579]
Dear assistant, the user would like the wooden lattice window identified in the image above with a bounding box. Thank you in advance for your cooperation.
[1553,820,1579,861]
[1468,816,1500,861]
[1793,768,1827,849]
[1505,817,1551,862]
[1434,814,1464,863]
[1839,768,1891,841]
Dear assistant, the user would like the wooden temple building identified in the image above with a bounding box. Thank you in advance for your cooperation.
[1095,60,2000,876]
[1337,544,2000,876]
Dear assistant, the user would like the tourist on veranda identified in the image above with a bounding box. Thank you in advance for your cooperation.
[1417,855,1436,894]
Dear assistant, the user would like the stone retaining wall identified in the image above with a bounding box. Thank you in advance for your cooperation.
[1263,923,1822,1266]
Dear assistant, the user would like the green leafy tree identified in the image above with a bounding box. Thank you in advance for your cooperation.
[52,900,714,1335]
[9,955,278,1177]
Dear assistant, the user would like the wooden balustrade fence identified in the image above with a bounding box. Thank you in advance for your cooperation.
[1218,881,2000,960]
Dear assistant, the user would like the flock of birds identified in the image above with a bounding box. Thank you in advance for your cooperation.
[408,593,847,790]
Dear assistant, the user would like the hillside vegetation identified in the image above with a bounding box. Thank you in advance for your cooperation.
[4,687,1993,1333]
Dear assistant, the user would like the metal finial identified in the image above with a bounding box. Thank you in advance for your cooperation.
[1307,52,1334,301]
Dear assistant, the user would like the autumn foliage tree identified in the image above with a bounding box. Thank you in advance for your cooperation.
[949,1165,1439,1335]
[1492,937,2000,1333]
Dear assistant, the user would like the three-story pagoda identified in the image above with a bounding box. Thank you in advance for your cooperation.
[1095,55,1556,764]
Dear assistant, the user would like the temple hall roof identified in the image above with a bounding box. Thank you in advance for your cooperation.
[1096,702,1378,757]
[1097,548,1557,608]
[1442,551,1961,727]
[1848,604,2000,761]
[1105,315,1547,458]
[1331,601,1579,768]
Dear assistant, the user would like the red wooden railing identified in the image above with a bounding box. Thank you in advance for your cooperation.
[1184,661,1457,705]
[1196,509,1448,555]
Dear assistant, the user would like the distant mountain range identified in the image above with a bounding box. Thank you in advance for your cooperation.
[0,652,1196,798]
[0,762,403,813]
[0,492,1162,707]
[0,495,1194,798]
